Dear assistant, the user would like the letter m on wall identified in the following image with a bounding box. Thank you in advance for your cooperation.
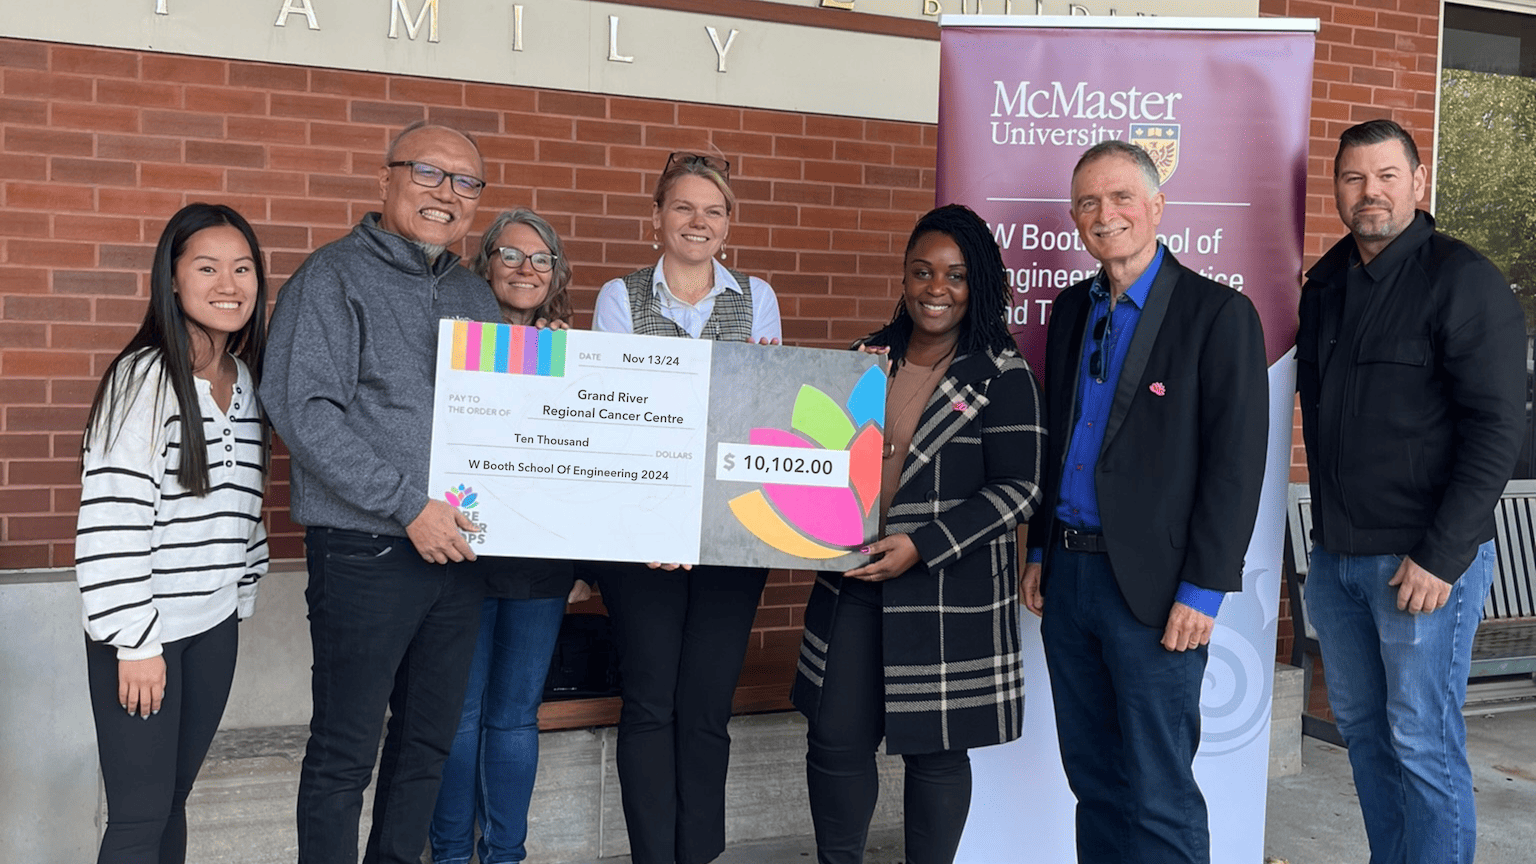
[390,0,439,42]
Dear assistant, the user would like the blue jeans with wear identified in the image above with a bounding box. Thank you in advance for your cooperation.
[1305,540,1496,864]
[429,595,567,864]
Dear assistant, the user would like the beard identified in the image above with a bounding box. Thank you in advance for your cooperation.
[411,239,447,261]
[1347,197,1404,241]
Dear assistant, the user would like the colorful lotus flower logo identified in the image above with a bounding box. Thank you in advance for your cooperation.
[728,367,885,559]
[444,484,478,509]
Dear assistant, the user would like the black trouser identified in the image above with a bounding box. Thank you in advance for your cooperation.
[296,527,485,864]
[87,613,238,864]
[804,580,972,864]
[596,563,768,864]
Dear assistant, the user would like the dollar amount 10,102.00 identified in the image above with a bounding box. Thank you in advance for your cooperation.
[714,442,852,489]
[725,453,835,475]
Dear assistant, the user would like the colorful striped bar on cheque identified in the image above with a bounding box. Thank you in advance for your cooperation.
[449,321,566,376]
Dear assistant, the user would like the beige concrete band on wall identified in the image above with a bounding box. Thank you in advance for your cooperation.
[2,0,1256,124]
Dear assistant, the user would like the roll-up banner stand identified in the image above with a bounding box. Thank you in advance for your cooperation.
[937,16,1318,863]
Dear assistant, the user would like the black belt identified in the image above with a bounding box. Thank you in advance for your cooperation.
[1060,527,1109,554]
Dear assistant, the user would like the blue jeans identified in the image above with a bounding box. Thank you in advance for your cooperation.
[1040,548,1210,864]
[1305,541,1496,864]
[429,596,567,864]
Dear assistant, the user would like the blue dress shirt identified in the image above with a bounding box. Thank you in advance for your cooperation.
[1028,245,1223,617]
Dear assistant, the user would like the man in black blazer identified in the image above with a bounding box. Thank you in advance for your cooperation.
[1021,141,1268,864]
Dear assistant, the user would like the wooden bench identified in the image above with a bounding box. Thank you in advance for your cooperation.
[1285,480,1536,744]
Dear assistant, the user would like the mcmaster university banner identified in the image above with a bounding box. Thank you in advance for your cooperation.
[936,17,1317,863]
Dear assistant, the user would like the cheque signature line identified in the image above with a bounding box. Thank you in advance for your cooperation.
[443,471,691,488]
[576,363,702,375]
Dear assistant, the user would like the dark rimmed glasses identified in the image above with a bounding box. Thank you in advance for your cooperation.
[665,151,731,179]
[495,247,558,273]
[1089,314,1111,383]
[387,160,487,199]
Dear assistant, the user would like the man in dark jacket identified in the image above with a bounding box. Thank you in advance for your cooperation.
[1022,141,1268,864]
[1297,118,1526,864]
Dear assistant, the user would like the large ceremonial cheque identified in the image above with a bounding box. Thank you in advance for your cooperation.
[936,16,1316,864]
[426,320,886,569]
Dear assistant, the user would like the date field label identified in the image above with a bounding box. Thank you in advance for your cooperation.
[715,443,849,488]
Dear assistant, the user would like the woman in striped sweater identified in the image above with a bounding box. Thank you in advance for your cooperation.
[75,202,270,864]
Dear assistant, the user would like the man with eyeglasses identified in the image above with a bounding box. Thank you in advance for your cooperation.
[262,121,501,864]
[1296,119,1524,864]
[1022,140,1268,864]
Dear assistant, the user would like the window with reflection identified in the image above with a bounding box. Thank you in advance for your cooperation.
[1439,2,1536,474]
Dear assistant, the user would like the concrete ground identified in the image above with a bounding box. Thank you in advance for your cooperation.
[1262,706,1536,864]
[564,707,1536,864]
[183,703,1536,864]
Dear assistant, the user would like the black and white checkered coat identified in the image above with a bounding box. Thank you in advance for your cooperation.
[792,347,1045,754]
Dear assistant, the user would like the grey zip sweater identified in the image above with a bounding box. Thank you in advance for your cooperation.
[262,213,500,537]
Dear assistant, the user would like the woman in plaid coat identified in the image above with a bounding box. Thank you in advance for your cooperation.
[791,204,1045,864]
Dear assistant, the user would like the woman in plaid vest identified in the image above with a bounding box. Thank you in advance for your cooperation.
[590,152,782,864]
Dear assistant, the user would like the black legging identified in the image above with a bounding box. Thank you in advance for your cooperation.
[805,579,972,864]
[597,562,769,864]
[86,613,238,864]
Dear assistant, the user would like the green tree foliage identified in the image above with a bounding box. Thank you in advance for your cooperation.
[1437,69,1536,323]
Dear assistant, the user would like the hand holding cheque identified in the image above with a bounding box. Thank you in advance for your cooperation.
[427,322,886,570]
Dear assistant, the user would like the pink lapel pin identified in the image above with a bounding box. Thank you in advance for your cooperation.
[1149,382,1166,396]
[952,400,968,411]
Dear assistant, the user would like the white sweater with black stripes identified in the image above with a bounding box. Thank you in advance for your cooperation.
[75,352,269,660]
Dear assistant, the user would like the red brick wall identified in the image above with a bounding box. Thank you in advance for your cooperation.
[1,0,1447,708]
[0,38,938,707]
[0,36,931,556]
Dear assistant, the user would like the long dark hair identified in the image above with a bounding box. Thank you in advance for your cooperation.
[864,203,1018,363]
[83,203,269,496]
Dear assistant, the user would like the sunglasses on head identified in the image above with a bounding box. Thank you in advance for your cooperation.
[665,151,731,179]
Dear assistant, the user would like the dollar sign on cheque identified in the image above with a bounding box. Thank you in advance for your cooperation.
[722,452,735,471]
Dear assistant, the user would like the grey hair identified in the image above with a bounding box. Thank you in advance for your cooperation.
[1072,140,1161,196]
[472,208,574,325]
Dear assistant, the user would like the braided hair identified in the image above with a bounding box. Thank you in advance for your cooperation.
[863,203,1018,363]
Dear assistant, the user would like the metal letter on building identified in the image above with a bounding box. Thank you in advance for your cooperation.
[820,0,856,9]
[607,15,633,63]
[706,26,738,73]
[511,4,523,51]
[389,0,439,42]
[273,0,320,29]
